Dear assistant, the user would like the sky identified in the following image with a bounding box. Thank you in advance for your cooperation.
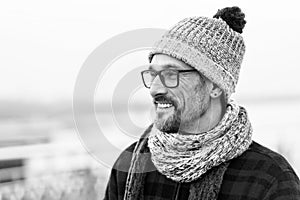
[1,0,300,103]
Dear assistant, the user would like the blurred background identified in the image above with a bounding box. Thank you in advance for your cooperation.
[1,0,300,199]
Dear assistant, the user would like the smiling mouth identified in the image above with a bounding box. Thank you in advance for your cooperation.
[154,101,174,109]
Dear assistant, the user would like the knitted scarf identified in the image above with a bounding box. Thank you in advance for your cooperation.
[124,101,252,200]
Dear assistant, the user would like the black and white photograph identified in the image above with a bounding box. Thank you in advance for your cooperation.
[1,0,300,199]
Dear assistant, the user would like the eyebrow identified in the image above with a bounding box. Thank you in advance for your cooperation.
[148,63,183,70]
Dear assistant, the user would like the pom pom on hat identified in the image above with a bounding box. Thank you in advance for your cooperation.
[213,6,246,33]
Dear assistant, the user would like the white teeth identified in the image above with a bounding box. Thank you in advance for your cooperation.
[157,103,173,108]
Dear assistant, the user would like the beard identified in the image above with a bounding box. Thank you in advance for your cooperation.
[153,95,181,133]
[154,107,181,133]
[152,81,210,133]
[153,94,210,133]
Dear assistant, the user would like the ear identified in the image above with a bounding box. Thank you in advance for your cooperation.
[210,84,223,98]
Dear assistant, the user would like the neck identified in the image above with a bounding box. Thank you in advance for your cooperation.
[179,98,226,134]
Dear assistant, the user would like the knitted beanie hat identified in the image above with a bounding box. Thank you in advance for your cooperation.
[148,6,246,99]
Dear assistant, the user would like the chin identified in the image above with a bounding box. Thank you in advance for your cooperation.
[154,115,181,133]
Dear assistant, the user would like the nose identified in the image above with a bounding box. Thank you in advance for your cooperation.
[150,76,168,98]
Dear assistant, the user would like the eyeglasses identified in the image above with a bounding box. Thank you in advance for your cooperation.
[141,69,198,88]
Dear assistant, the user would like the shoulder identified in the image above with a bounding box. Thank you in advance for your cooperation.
[113,124,153,172]
[113,141,138,172]
[104,142,139,200]
[229,141,297,175]
[220,141,300,199]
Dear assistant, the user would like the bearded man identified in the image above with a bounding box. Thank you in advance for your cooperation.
[104,6,300,200]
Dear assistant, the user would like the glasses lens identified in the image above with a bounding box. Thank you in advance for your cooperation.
[161,69,178,88]
[142,70,156,88]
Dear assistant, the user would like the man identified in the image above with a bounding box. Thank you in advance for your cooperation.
[105,6,300,200]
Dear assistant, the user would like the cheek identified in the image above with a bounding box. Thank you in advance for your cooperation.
[182,78,209,107]
[173,79,199,108]
[170,75,207,109]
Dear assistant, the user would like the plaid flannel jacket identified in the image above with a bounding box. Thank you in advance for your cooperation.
[104,141,300,200]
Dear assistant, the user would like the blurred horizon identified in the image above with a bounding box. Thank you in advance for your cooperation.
[1,93,300,117]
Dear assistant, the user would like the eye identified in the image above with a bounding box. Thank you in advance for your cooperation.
[162,70,177,80]
[149,70,156,78]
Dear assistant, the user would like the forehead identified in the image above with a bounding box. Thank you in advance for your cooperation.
[149,54,194,70]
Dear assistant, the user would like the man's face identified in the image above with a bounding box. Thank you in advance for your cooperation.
[149,54,211,133]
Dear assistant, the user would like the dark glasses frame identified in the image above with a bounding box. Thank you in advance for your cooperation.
[141,69,197,88]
